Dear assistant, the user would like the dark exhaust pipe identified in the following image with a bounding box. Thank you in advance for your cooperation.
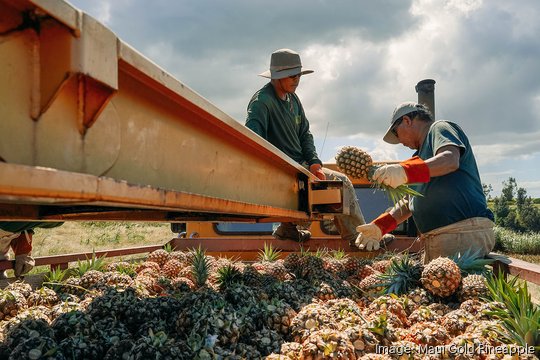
[415,79,436,118]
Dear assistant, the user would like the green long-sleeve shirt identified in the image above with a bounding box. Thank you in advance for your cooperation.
[245,83,322,166]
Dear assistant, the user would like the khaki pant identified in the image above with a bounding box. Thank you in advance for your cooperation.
[420,217,495,264]
[0,229,20,261]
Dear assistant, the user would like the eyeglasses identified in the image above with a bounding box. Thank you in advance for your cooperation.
[391,111,418,137]
[390,118,403,137]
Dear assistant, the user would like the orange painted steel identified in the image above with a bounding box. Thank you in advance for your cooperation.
[0,0,346,222]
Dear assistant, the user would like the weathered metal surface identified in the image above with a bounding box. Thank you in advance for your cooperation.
[0,162,311,221]
[489,253,540,285]
[0,0,338,221]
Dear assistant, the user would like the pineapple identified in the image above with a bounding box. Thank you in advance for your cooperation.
[2,311,53,350]
[325,298,364,329]
[78,269,105,290]
[342,325,379,357]
[323,249,348,279]
[280,342,303,359]
[315,281,337,301]
[300,328,355,359]
[283,252,302,276]
[335,146,422,204]
[459,298,484,315]
[8,336,62,360]
[438,308,475,336]
[135,260,161,274]
[26,287,59,308]
[256,242,289,281]
[0,289,27,320]
[262,299,297,335]
[290,302,332,343]
[450,248,494,276]
[250,328,283,355]
[298,253,326,280]
[215,263,243,291]
[404,321,450,346]
[241,263,262,287]
[458,274,488,301]
[408,305,440,325]
[335,146,373,179]
[59,334,105,359]
[128,329,185,359]
[371,259,392,273]
[146,248,170,266]
[420,256,461,297]
[358,264,380,281]
[367,295,409,328]
[161,258,184,278]
[5,281,33,299]
[358,273,385,297]
[51,310,96,339]
[343,256,369,278]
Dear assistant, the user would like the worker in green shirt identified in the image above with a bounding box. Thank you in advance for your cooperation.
[355,102,495,263]
[246,49,366,245]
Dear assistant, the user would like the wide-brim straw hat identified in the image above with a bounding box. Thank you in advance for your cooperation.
[259,48,314,79]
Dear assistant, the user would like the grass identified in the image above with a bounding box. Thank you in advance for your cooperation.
[30,221,173,257]
[0,222,174,278]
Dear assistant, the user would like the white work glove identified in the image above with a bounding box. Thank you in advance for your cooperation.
[372,164,407,189]
[355,223,383,251]
[14,253,35,277]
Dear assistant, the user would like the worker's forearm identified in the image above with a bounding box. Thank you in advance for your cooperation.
[389,199,412,224]
[425,147,460,177]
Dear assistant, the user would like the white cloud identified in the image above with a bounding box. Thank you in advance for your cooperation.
[67,0,540,196]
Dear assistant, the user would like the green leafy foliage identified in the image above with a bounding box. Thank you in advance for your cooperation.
[450,248,494,276]
[485,271,540,352]
[74,250,106,277]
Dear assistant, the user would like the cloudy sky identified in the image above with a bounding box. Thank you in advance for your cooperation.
[68,0,540,197]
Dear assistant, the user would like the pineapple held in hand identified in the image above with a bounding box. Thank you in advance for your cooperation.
[335,146,422,204]
[335,146,373,179]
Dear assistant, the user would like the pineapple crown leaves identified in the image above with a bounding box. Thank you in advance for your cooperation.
[329,248,347,260]
[162,243,174,253]
[113,263,137,278]
[450,248,494,276]
[189,245,210,288]
[43,267,68,291]
[75,250,106,277]
[377,254,422,295]
[369,166,424,206]
[485,271,540,349]
[258,242,281,262]
[216,264,243,290]
[44,267,67,283]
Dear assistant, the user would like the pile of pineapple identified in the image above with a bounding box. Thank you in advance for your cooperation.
[0,245,538,359]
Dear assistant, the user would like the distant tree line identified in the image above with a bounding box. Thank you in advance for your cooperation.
[484,177,540,232]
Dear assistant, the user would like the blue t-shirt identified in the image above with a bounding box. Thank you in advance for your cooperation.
[410,120,494,233]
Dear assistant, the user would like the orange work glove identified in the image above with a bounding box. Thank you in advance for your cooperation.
[372,156,430,188]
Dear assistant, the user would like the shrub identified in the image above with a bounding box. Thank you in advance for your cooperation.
[494,226,540,255]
